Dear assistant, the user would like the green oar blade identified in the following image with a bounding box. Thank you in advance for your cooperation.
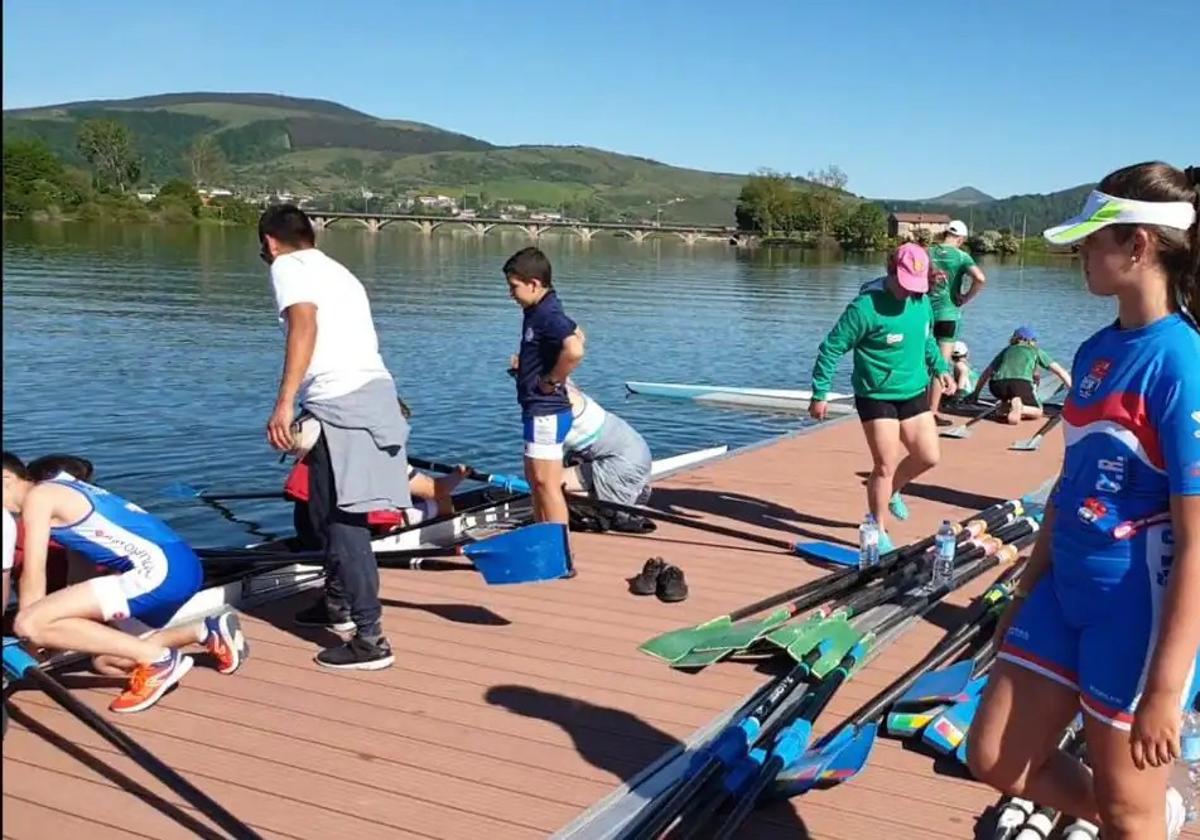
[689,607,795,653]
[765,608,834,650]
[639,616,734,661]
[806,623,866,677]
[669,646,738,670]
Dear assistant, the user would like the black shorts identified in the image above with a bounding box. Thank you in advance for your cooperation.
[932,320,959,341]
[855,392,930,422]
[989,378,1038,405]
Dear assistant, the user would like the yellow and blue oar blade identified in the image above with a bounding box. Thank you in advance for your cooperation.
[886,704,948,737]
[893,658,976,709]
[922,693,983,755]
[462,523,571,585]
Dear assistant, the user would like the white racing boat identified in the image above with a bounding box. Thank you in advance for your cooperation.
[171,445,730,625]
[625,381,856,415]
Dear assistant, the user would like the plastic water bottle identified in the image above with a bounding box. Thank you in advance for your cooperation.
[1180,708,1200,822]
[932,520,956,588]
[858,514,880,569]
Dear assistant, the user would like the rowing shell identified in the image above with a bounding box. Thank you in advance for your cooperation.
[625,381,856,415]
[167,445,730,627]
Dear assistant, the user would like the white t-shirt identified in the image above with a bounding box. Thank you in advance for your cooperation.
[270,248,391,402]
[2,508,15,572]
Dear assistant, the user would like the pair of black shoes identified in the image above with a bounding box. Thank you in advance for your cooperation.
[629,557,688,602]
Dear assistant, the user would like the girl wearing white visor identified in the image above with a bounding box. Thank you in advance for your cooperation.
[969,161,1200,840]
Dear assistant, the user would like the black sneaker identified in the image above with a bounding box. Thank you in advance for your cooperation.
[629,557,666,595]
[657,565,688,603]
[294,601,355,633]
[611,512,658,534]
[315,635,395,671]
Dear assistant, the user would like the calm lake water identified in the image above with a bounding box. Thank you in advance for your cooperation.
[1,221,1111,545]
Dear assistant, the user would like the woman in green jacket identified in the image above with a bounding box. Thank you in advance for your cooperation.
[810,242,956,549]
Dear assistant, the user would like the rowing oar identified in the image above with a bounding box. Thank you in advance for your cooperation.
[1009,412,1064,452]
[407,456,531,494]
[622,526,1026,840]
[668,513,1021,670]
[695,537,1025,840]
[198,522,571,585]
[2,638,263,839]
[768,541,1033,801]
[639,499,1025,663]
[163,482,285,502]
[939,399,1007,439]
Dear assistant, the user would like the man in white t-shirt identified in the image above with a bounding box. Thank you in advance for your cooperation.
[3,506,15,613]
[259,204,408,671]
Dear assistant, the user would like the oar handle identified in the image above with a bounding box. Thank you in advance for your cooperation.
[200,544,464,565]
[21,667,262,839]
[408,456,531,494]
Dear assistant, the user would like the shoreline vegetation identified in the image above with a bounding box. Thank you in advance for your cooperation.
[3,122,1067,258]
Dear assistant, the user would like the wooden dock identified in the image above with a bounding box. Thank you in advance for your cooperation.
[4,414,1192,839]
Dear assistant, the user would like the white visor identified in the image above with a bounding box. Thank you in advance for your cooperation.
[1043,190,1196,245]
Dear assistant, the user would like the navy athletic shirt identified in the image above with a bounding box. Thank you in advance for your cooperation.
[517,290,577,416]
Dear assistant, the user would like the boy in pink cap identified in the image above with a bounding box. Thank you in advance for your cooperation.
[810,242,955,549]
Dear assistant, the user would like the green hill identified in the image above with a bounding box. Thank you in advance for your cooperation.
[3,92,747,223]
[923,186,994,206]
[876,183,1093,235]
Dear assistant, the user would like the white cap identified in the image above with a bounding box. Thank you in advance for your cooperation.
[952,341,969,358]
[947,220,968,237]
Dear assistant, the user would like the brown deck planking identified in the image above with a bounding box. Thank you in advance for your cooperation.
[4,414,1195,839]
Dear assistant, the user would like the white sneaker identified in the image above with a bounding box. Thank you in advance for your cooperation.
[1166,786,1185,840]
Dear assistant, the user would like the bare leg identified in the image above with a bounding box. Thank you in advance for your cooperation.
[1021,404,1045,420]
[409,468,467,516]
[14,583,169,664]
[968,660,1096,818]
[1085,713,1172,839]
[892,410,941,495]
[93,622,210,675]
[930,341,954,415]
[562,464,585,493]
[1007,397,1024,425]
[860,418,903,533]
[525,456,568,525]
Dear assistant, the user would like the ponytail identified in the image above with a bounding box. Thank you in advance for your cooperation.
[1184,165,1200,322]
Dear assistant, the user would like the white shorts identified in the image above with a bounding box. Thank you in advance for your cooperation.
[523,410,574,461]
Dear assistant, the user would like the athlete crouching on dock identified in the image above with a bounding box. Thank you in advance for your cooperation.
[2,452,247,713]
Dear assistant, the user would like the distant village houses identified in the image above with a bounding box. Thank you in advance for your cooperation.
[888,212,952,240]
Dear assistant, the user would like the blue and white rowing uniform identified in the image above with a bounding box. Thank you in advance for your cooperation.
[1000,313,1200,728]
[564,390,653,506]
[46,473,203,629]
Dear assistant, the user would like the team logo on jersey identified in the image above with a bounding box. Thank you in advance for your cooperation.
[886,333,904,345]
[1095,455,1125,494]
[1192,410,1200,439]
[1077,359,1111,399]
[523,327,534,342]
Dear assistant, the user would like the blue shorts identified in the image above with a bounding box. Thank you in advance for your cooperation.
[522,410,573,461]
[999,522,1195,729]
[89,542,204,629]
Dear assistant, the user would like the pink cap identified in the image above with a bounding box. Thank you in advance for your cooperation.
[894,242,930,293]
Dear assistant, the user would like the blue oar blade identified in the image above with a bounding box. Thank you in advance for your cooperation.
[817,722,878,784]
[772,724,863,798]
[463,522,571,584]
[922,694,982,755]
[162,481,203,499]
[954,734,970,766]
[487,473,531,494]
[792,541,860,567]
[3,637,40,679]
[893,659,975,708]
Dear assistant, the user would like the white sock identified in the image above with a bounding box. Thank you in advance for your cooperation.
[1166,786,1185,839]
[195,622,211,645]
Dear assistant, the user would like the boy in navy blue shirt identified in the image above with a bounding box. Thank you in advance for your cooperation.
[504,247,585,526]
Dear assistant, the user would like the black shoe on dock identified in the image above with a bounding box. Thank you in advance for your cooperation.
[315,635,395,671]
[629,557,667,595]
[657,565,689,603]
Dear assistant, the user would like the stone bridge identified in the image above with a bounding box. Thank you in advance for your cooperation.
[305,211,755,246]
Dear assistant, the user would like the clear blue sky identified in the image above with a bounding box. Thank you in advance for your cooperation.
[4,0,1196,199]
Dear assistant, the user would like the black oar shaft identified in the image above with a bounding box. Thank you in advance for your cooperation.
[25,668,262,839]
[407,456,496,486]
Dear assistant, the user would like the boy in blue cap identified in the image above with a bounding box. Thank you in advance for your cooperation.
[970,326,1072,424]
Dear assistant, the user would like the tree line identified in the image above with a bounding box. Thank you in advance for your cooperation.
[734,167,887,251]
[3,118,260,224]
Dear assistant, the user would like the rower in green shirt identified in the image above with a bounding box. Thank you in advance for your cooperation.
[928,221,988,418]
[970,326,1072,424]
[810,242,957,550]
